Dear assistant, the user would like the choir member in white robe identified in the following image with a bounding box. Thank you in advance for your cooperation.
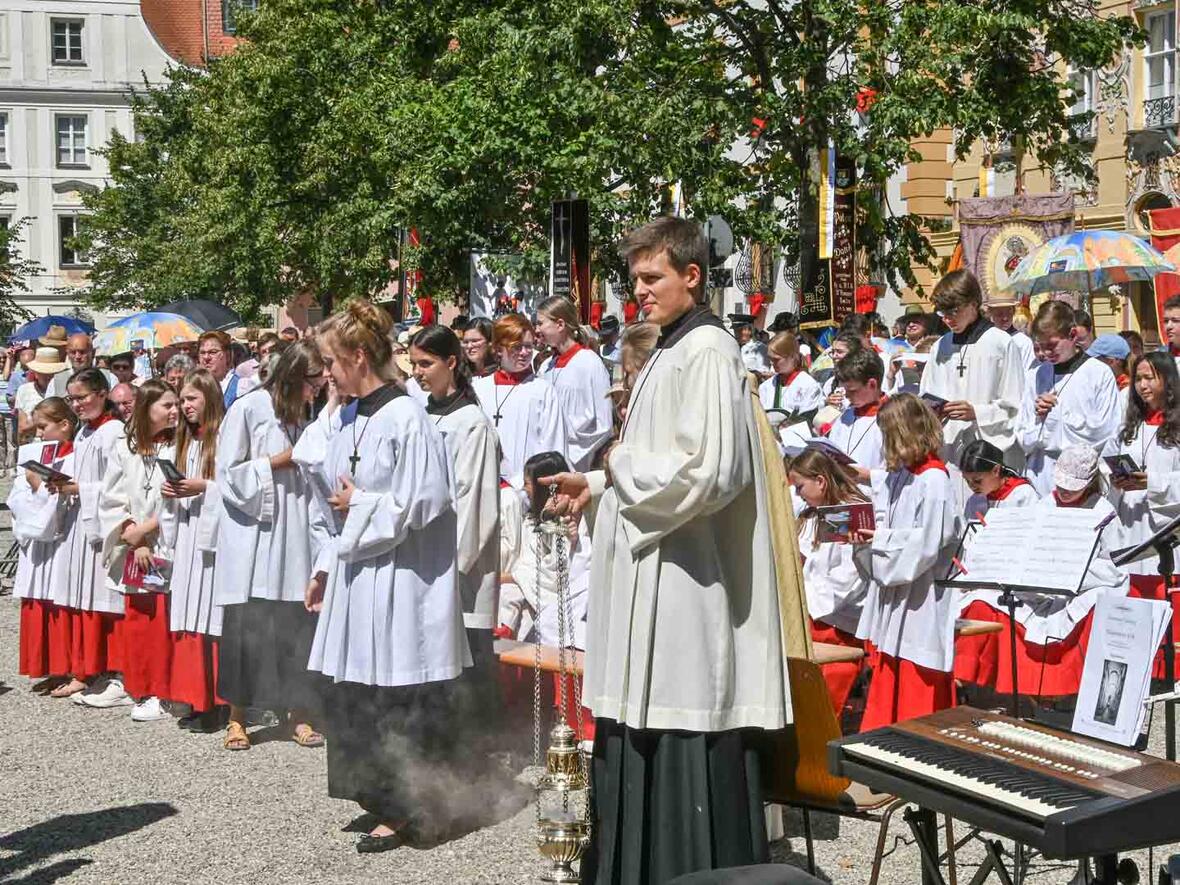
[1017,301,1121,496]
[852,394,961,730]
[1106,353,1180,581]
[214,340,328,751]
[758,331,824,421]
[98,380,179,719]
[825,348,887,474]
[58,370,128,707]
[160,369,226,729]
[536,296,614,470]
[306,301,469,850]
[919,271,1024,470]
[987,299,1039,371]
[542,219,792,883]
[471,314,567,488]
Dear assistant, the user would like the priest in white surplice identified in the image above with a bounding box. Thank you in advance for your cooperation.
[919,269,1025,479]
[543,217,792,884]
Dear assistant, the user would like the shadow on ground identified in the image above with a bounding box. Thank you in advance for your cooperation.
[0,801,178,881]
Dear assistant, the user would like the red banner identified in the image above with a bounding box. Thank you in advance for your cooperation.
[1149,207,1180,333]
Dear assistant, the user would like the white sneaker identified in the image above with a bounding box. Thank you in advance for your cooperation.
[130,696,167,722]
[77,678,133,708]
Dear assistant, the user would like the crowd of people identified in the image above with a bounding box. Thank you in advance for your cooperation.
[9,214,1180,880]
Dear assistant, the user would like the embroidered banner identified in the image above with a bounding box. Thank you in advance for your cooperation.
[958,193,1075,302]
[1149,206,1180,335]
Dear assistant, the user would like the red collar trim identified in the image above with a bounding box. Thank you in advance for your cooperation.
[1146,409,1165,426]
[778,369,802,388]
[1170,344,1180,357]
[1052,490,1090,508]
[909,453,948,475]
[53,440,74,458]
[552,344,584,369]
[988,476,1029,502]
[86,414,115,431]
[494,369,531,386]
[854,396,886,418]
[1116,373,1130,390]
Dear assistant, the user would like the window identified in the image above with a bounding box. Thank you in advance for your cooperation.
[0,112,7,165]
[51,19,84,65]
[55,114,87,167]
[1067,67,1096,141]
[1145,10,1177,127]
[221,0,258,34]
[59,215,89,268]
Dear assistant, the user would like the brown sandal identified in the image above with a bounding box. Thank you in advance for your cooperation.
[223,721,251,751]
[292,723,325,748]
[50,678,88,698]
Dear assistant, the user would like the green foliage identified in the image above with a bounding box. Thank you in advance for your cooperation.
[81,0,1139,314]
[0,218,39,330]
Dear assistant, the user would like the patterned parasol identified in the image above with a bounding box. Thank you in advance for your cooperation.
[1003,230,1174,297]
[94,311,205,354]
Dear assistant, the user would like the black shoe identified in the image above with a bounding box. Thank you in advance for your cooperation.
[356,828,413,854]
[189,709,227,734]
[177,714,199,730]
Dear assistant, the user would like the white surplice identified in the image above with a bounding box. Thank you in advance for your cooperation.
[60,418,125,613]
[471,373,567,488]
[213,390,314,606]
[853,465,962,672]
[430,396,501,630]
[919,321,1025,463]
[1017,356,1121,496]
[799,518,867,636]
[99,440,175,594]
[159,440,223,635]
[582,314,791,732]
[758,371,825,417]
[1105,420,1180,576]
[9,462,74,603]
[306,389,470,687]
[826,406,885,471]
[540,346,613,470]
[1006,328,1038,371]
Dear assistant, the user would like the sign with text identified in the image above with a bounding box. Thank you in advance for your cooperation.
[550,199,591,323]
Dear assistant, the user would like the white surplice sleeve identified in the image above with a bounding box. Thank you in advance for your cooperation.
[216,397,276,523]
[972,335,1024,452]
[453,419,500,575]
[555,354,613,468]
[610,348,752,553]
[335,426,454,564]
[98,446,134,569]
[78,424,120,544]
[532,381,570,465]
[1037,365,1121,452]
[7,476,63,545]
[855,470,959,587]
[499,485,524,577]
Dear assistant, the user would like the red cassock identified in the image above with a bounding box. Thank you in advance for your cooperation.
[19,599,58,678]
[861,644,955,732]
[810,619,864,717]
[68,610,122,678]
[117,593,175,699]
[169,633,224,712]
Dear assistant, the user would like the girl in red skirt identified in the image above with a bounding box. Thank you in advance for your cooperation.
[99,380,180,722]
[787,446,870,718]
[160,369,226,733]
[10,397,78,691]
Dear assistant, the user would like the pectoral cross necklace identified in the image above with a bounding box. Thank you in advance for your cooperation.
[349,414,372,477]
[493,384,521,427]
[956,344,970,378]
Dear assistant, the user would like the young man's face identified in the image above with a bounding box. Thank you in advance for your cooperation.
[938,301,980,335]
[1071,323,1094,349]
[629,249,699,327]
[842,378,880,409]
[1164,308,1180,349]
[1034,332,1077,365]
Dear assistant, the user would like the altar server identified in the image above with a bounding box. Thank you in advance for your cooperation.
[953,440,1039,687]
[471,314,567,488]
[788,446,870,716]
[160,369,226,732]
[919,270,1024,466]
[759,332,825,421]
[826,348,886,473]
[215,340,327,752]
[99,379,179,722]
[61,369,129,708]
[305,300,469,853]
[1017,299,1121,496]
[852,393,961,729]
[536,295,613,470]
[12,398,77,690]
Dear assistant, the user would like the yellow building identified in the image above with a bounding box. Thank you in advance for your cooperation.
[901,0,1177,344]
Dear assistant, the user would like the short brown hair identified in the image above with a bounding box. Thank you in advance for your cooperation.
[198,330,231,352]
[619,216,708,301]
[492,314,533,350]
[931,269,983,313]
[835,348,884,386]
[877,393,943,470]
[1031,299,1074,339]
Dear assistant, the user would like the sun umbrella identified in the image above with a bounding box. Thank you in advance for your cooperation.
[8,314,95,344]
[94,312,204,354]
[1003,230,1174,300]
[157,299,243,332]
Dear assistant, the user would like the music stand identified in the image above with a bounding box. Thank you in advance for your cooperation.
[1112,510,1180,762]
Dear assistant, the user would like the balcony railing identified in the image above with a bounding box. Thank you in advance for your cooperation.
[1144,95,1177,129]
[1068,113,1097,143]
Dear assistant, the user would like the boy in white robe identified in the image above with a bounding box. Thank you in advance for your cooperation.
[825,348,886,474]
[1017,299,1121,496]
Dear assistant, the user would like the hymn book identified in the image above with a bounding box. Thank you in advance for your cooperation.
[814,502,875,544]
[18,440,71,484]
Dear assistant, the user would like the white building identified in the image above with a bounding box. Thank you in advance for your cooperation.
[0,0,175,329]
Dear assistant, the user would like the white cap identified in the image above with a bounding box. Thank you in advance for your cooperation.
[1054,445,1099,492]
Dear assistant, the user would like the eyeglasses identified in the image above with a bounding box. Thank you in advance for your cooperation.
[935,304,969,319]
[505,343,534,355]
[198,349,225,358]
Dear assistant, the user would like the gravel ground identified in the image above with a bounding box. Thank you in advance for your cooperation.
[1,507,1179,882]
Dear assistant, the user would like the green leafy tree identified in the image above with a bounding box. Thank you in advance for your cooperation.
[81,0,1138,317]
[0,218,40,331]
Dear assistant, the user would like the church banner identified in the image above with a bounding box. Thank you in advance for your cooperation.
[799,156,856,330]
[550,199,591,323]
[1149,206,1180,334]
[958,193,1075,302]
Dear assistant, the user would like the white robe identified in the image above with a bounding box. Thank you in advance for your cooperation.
[213,390,315,606]
[758,372,825,417]
[9,463,73,603]
[853,465,962,672]
[919,324,1025,463]
[1017,357,1121,496]
[159,440,223,635]
[957,480,1040,615]
[799,519,867,636]
[99,440,175,594]
[307,391,470,687]
[540,347,613,470]
[582,318,791,732]
[471,373,567,488]
[1105,421,1180,576]
[1006,329,1038,371]
[432,400,501,630]
[60,419,125,613]
[825,407,885,471]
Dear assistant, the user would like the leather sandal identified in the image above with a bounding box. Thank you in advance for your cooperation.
[292,723,325,748]
[223,721,250,751]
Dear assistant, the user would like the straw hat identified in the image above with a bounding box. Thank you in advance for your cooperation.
[38,325,71,348]
[27,346,69,374]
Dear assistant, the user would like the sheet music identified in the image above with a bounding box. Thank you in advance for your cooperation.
[957,508,1105,593]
